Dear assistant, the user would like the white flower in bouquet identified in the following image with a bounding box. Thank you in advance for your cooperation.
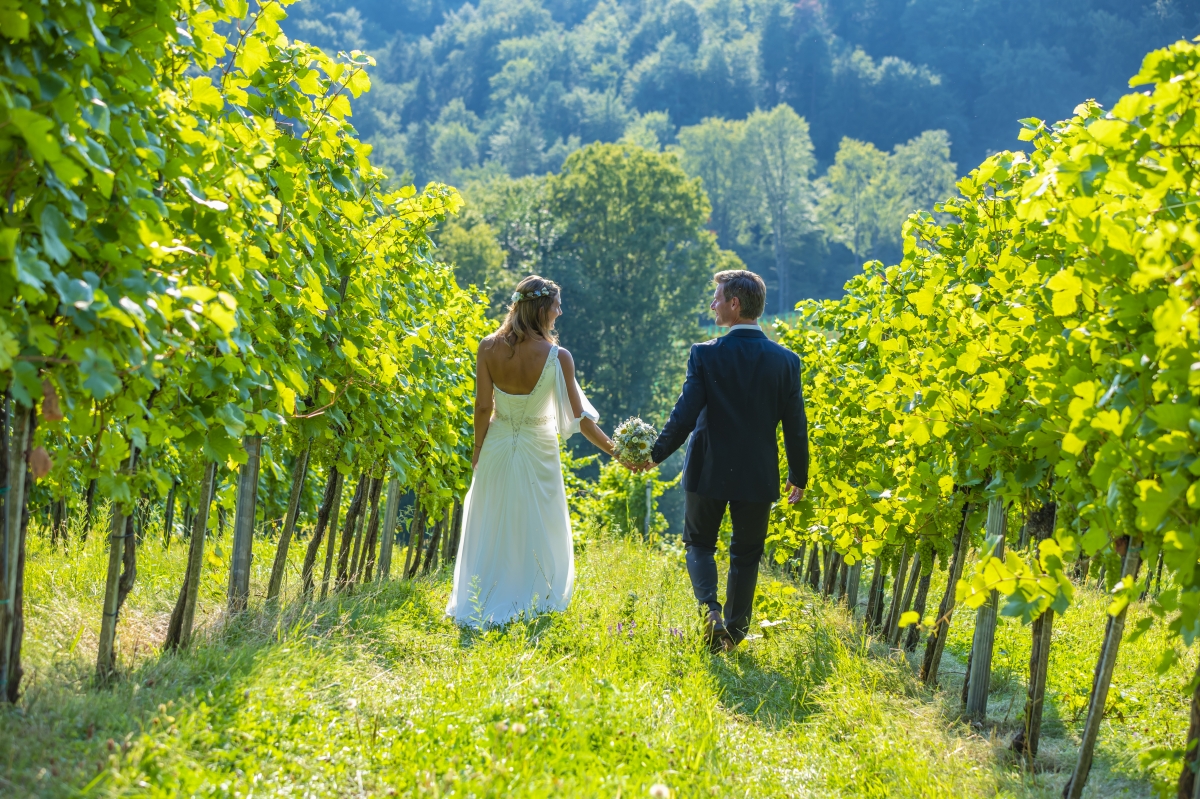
[612,417,658,466]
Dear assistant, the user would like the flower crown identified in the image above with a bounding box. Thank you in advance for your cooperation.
[511,287,553,303]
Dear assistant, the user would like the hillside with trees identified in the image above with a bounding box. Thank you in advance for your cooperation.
[282,0,1196,307]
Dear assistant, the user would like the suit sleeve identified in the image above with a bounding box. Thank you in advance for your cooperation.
[651,345,706,464]
[781,357,809,489]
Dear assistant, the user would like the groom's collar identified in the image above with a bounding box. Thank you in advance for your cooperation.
[724,324,766,338]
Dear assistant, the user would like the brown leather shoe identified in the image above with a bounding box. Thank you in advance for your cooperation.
[703,610,733,654]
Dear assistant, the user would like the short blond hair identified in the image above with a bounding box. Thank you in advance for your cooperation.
[714,270,766,319]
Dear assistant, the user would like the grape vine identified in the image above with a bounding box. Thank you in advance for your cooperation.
[0,0,488,688]
[772,39,1199,791]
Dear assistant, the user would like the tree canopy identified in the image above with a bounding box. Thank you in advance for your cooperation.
[282,0,1193,182]
[547,143,721,424]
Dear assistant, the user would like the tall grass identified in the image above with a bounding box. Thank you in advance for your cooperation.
[0,517,1169,797]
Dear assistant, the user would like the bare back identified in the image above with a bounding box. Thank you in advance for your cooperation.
[481,335,555,396]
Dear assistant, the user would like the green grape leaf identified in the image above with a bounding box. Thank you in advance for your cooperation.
[79,350,122,399]
[14,246,51,290]
[39,205,73,265]
[9,108,61,165]
[235,36,270,76]
[189,76,224,113]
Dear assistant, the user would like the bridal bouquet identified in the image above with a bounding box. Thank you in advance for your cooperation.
[612,417,658,467]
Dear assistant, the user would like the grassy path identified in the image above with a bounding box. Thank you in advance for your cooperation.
[0,533,1174,797]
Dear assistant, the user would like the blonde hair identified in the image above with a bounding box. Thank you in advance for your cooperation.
[496,275,560,356]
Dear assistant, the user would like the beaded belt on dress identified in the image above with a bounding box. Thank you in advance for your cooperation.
[493,410,553,427]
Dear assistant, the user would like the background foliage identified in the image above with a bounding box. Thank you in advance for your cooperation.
[280,0,1196,302]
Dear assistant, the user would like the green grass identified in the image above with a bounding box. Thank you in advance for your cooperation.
[0,519,1180,798]
[941,565,1194,794]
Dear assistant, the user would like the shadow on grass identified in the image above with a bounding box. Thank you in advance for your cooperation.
[706,599,848,730]
[0,575,449,798]
[453,605,566,651]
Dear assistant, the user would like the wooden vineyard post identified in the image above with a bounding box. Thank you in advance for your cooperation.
[1177,662,1200,799]
[266,443,311,603]
[643,482,652,541]
[422,507,448,575]
[4,447,31,703]
[227,436,262,615]
[165,461,218,651]
[864,557,884,629]
[451,500,463,560]
[792,543,807,582]
[0,403,32,702]
[0,403,28,700]
[96,446,139,681]
[1011,502,1057,758]
[405,506,426,579]
[871,573,887,629]
[834,557,849,603]
[347,489,367,581]
[822,550,840,596]
[83,477,97,537]
[350,477,381,583]
[1012,605,1054,756]
[1063,537,1143,799]
[921,501,972,686]
[319,471,346,601]
[805,545,821,591]
[162,480,178,550]
[377,478,400,580]
[845,560,862,616]
[353,477,383,584]
[888,553,921,648]
[903,563,933,652]
[440,499,458,564]
[881,542,910,644]
[964,497,1007,721]
[301,468,341,599]
[335,474,367,590]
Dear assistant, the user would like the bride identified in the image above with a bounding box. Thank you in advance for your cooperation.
[446,275,615,627]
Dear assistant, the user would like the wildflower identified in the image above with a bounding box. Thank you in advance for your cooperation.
[495,721,509,733]
[512,722,527,735]
[649,784,671,798]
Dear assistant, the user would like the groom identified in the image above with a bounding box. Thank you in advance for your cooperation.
[643,270,808,653]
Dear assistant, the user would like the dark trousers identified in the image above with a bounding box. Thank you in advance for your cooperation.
[682,491,772,643]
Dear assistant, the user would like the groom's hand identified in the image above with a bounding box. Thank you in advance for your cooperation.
[785,481,805,504]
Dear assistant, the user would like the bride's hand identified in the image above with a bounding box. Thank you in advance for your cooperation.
[472,445,482,469]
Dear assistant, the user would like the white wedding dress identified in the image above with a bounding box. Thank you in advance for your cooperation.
[446,345,598,627]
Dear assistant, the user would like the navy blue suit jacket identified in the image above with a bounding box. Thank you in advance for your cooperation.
[651,327,809,503]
